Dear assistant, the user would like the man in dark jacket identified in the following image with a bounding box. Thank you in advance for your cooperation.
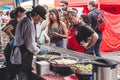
[87,0,104,57]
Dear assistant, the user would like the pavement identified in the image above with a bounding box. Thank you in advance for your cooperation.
[101,51,120,79]
[101,51,120,63]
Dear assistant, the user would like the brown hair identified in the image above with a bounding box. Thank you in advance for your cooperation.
[49,8,60,27]
[88,0,97,7]
[60,0,68,6]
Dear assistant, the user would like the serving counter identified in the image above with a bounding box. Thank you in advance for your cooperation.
[33,44,118,80]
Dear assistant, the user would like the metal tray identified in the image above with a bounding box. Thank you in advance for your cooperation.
[37,52,62,61]
[70,63,93,75]
[49,56,79,67]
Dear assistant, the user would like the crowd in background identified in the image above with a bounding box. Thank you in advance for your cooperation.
[0,0,104,80]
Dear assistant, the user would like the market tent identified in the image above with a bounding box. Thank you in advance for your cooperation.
[54,0,120,6]
[100,10,120,52]
[54,0,120,52]
[55,0,120,14]
[98,0,120,5]
[54,0,87,7]
[98,0,120,14]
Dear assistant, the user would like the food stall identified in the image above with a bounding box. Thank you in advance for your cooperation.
[32,44,118,80]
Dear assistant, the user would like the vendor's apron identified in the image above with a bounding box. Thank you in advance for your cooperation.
[67,24,85,53]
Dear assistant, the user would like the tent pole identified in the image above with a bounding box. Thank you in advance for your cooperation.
[33,0,39,8]
[13,0,20,8]
[98,3,100,10]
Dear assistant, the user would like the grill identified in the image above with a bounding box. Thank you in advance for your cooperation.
[40,44,99,62]
[39,44,118,80]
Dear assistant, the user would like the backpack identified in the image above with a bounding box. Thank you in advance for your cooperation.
[91,10,105,31]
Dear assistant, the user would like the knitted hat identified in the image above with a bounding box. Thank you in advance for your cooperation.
[14,7,25,16]
[32,5,46,19]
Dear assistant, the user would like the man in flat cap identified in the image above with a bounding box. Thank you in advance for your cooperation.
[10,5,46,80]
[66,8,98,53]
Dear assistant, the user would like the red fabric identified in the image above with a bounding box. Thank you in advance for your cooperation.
[32,69,65,80]
[100,10,120,52]
[82,5,120,14]
[54,0,87,7]
[54,0,120,7]
[82,6,89,14]
[98,0,120,5]
[54,0,120,14]
[98,22,105,31]
[100,5,120,14]
[64,76,78,80]
[66,25,85,53]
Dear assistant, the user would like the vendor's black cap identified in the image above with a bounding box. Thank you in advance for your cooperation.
[32,5,46,19]
[14,7,25,16]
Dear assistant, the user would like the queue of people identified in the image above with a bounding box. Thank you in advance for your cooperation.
[0,0,104,80]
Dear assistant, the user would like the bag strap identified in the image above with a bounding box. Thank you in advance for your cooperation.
[92,10,104,23]
[91,10,104,32]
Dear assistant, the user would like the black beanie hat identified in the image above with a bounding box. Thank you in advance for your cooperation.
[32,5,46,19]
[14,7,25,16]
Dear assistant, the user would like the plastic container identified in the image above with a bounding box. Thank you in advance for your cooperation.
[36,61,50,75]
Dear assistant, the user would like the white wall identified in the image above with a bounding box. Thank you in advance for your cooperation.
[20,0,54,9]
[39,0,54,5]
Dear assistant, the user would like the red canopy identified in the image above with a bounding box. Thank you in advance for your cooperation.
[54,0,87,7]
[98,0,120,5]
[54,0,120,14]
[54,0,120,6]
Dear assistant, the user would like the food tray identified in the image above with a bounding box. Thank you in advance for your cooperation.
[49,56,79,67]
[37,52,62,61]
[70,63,93,75]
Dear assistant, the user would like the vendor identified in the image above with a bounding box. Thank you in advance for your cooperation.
[10,5,46,80]
[66,8,98,53]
